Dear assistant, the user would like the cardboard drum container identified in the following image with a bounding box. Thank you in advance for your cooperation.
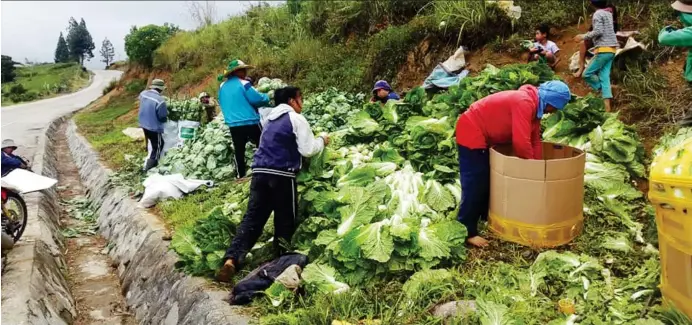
[488,142,586,247]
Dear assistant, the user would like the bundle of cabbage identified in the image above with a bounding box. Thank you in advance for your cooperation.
[167,97,203,122]
[257,77,287,100]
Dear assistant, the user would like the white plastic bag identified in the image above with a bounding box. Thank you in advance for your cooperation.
[1,169,57,194]
[178,120,200,143]
[139,174,213,208]
[161,120,179,157]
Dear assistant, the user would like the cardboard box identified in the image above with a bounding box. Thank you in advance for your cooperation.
[488,142,586,247]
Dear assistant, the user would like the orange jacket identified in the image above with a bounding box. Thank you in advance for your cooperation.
[455,85,542,159]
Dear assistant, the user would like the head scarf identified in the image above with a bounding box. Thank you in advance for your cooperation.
[537,80,571,118]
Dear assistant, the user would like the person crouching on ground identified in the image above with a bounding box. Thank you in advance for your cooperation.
[574,0,618,112]
[528,24,560,69]
[217,59,270,179]
[138,79,168,172]
[217,86,329,283]
[370,80,400,104]
[454,81,571,248]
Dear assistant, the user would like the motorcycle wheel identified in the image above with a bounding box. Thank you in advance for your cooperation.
[3,191,28,242]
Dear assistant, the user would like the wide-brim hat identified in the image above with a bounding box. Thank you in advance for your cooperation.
[2,139,18,150]
[225,59,254,75]
[150,79,166,90]
[672,0,692,13]
[198,92,209,99]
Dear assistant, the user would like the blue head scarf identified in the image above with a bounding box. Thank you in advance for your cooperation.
[537,80,571,119]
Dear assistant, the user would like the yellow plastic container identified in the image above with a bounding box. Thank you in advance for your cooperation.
[649,137,692,253]
[649,137,692,318]
[658,232,692,318]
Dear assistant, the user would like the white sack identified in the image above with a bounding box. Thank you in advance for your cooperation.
[1,169,57,194]
[139,173,213,208]
[122,127,145,140]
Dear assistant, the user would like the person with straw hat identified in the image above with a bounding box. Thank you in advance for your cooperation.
[659,0,692,84]
[138,78,169,172]
[217,59,270,179]
[1,139,29,177]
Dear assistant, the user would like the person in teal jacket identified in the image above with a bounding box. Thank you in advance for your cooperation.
[217,59,270,179]
[659,0,692,84]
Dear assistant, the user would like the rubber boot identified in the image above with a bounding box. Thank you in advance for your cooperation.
[143,158,158,172]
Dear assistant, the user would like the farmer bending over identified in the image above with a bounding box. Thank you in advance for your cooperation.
[217,87,329,283]
[370,80,400,104]
[138,79,168,172]
[217,59,270,179]
[660,0,692,84]
[528,24,560,68]
[454,81,571,248]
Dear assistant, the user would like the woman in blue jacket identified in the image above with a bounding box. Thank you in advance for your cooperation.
[218,60,270,179]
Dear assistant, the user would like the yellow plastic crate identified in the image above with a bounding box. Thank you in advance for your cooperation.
[649,138,692,250]
[659,232,692,318]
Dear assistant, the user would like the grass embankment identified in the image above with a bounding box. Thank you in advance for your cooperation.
[1,62,90,105]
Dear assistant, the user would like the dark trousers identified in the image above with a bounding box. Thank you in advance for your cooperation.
[225,173,298,265]
[143,128,164,171]
[456,145,490,238]
[229,124,262,178]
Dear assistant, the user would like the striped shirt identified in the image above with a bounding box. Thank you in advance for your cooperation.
[584,9,618,48]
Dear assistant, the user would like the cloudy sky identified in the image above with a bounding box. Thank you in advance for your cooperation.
[1,1,264,69]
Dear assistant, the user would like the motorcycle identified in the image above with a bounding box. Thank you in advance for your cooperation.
[1,168,58,245]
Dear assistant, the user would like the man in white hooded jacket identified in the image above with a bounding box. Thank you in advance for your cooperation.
[217,86,329,283]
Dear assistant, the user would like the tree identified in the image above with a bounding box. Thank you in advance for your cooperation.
[100,38,115,68]
[124,23,180,67]
[1,55,17,83]
[187,1,216,28]
[66,17,95,65]
[54,32,70,63]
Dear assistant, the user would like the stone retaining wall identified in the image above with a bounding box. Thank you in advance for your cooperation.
[65,120,253,325]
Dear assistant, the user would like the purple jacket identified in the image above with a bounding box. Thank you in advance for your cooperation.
[252,105,325,177]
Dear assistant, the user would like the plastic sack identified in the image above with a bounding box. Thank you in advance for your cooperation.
[1,169,57,194]
[423,64,470,90]
[178,120,200,142]
[139,173,212,208]
[161,120,179,157]
[122,127,145,140]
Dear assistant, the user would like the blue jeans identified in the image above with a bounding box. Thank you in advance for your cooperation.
[456,145,490,238]
[583,52,615,99]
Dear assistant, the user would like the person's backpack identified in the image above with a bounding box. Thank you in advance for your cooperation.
[229,252,308,305]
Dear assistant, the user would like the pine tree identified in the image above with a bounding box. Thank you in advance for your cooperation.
[54,32,70,63]
[66,17,95,65]
[100,38,115,68]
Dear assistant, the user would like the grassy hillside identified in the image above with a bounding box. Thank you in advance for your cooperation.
[1,62,90,105]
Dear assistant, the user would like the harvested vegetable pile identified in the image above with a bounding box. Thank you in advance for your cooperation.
[165,97,203,122]
[160,63,687,324]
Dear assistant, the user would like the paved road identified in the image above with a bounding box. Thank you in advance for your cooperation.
[1,69,123,161]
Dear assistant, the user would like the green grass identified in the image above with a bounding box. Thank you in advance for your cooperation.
[1,62,90,105]
[73,93,141,170]
[158,182,237,229]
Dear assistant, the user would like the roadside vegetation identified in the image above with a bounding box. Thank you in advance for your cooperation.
[1,62,90,105]
[74,0,692,323]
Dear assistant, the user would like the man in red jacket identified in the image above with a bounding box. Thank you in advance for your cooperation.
[455,80,571,247]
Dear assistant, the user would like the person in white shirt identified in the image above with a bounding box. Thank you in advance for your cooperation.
[529,24,560,68]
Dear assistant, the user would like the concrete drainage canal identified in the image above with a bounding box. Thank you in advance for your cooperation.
[54,121,135,325]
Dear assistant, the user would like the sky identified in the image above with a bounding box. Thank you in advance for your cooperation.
[0,1,265,70]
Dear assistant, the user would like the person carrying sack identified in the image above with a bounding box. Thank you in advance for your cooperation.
[217,60,270,179]
[138,79,168,172]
